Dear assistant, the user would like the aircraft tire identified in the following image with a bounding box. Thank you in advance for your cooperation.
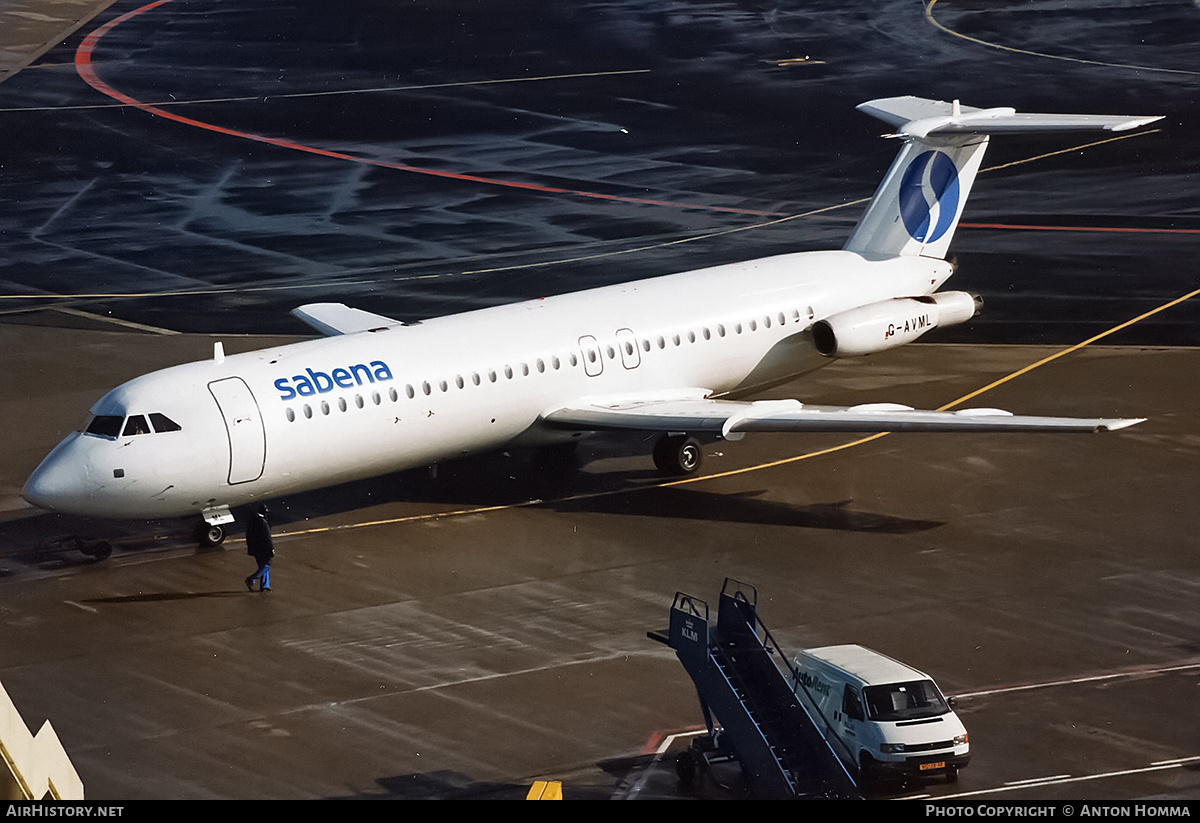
[653,434,703,476]
[196,522,227,547]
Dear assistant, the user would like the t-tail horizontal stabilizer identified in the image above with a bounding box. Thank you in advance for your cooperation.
[843,96,1163,261]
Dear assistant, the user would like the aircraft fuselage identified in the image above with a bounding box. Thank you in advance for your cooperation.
[23,250,950,520]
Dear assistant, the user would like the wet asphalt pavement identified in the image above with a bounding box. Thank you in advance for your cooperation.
[0,0,1198,802]
[0,0,1197,342]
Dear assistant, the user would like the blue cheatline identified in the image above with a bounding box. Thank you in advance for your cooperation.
[898,150,960,243]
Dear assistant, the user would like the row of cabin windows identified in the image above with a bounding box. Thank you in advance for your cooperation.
[283,355,579,422]
[282,306,813,423]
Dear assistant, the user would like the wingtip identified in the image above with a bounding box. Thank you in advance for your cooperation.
[1097,418,1147,432]
[1108,115,1165,132]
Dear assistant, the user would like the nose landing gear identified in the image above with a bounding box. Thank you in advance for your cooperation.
[196,505,234,547]
[195,522,227,547]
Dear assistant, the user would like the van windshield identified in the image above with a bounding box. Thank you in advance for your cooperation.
[862,679,949,721]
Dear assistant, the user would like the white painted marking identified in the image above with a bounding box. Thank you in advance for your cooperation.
[953,661,1200,699]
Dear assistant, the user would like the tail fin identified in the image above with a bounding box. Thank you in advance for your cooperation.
[843,96,1162,260]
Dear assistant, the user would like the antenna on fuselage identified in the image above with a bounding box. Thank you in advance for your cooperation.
[214,342,225,364]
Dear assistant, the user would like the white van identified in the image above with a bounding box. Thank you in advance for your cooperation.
[792,644,970,784]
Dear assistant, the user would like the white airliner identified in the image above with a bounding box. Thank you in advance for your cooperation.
[23,96,1157,546]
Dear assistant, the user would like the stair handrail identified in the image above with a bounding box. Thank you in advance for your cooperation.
[718,579,859,794]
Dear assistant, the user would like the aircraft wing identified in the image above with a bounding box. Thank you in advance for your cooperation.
[541,393,1144,439]
[291,302,403,336]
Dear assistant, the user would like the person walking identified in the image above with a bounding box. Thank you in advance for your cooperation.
[244,504,275,592]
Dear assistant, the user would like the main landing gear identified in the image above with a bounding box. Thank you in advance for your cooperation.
[653,433,703,476]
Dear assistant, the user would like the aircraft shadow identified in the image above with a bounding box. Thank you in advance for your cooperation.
[273,447,942,536]
[0,437,941,569]
[83,591,245,604]
[546,488,942,534]
[0,509,218,573]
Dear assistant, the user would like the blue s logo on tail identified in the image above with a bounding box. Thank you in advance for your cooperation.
[844,96,1160,261]
[898,151,960,242]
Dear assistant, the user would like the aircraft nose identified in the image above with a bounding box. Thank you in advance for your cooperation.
[22,441,86,512]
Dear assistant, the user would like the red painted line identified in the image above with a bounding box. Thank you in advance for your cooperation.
[962,221,1200,236]
[75,4,1196,236]
[74,0,780,217]
[640,726,705,755]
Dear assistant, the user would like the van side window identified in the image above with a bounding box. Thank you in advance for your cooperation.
[842,685,864,721]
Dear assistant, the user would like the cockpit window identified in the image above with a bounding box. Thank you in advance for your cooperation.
[149,413,181,433]
[123,415,152,436]
[85,415,124,438]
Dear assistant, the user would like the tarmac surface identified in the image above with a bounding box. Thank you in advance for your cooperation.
[0,0,1197,802]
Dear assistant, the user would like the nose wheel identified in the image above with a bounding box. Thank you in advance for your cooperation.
[195,522,227,547]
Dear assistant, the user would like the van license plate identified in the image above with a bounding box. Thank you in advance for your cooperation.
[920,761,946,771]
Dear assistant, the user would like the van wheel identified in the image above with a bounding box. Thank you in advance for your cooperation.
[946,765,959,783]
[859,753,881,789]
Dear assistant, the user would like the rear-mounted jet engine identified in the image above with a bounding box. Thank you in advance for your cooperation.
[811,291,982,357]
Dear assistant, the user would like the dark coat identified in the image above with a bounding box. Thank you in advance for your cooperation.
[245,513,275,563]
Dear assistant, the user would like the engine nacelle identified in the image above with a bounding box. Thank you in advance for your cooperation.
[812,291,981,357]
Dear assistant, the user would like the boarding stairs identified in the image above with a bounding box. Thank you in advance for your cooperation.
[0,678,83,800]
[650,578,857,799]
